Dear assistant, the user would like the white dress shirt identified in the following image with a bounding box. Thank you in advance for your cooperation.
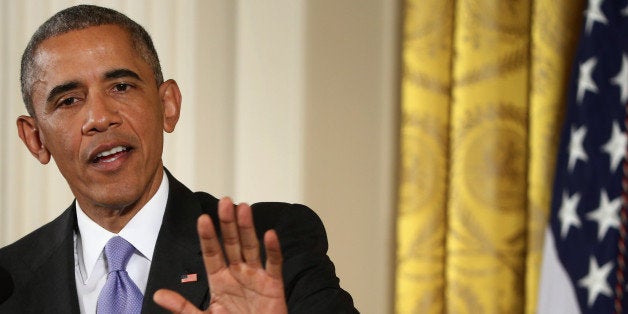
[74,175,169,314]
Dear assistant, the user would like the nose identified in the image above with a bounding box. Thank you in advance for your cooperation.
[81,93,122,135]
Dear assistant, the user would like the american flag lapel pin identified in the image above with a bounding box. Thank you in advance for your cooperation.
[180,273,198,283]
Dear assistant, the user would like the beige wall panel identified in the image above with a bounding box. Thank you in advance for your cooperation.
[0,1,398,313]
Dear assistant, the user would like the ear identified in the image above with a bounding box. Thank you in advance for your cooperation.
[17,115,51,164]
[159,79,182,133]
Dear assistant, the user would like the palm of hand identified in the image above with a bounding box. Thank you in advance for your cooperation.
[206,265,286,314]
[154,198,288,314]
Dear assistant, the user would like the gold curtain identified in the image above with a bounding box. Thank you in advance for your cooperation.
[395,0,585,313]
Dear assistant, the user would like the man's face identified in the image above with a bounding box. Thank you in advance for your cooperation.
[19,25,180,213]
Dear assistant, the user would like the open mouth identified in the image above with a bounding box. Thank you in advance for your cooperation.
[92,146,132,163]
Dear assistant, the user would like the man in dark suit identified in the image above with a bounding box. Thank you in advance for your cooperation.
[0,4,357,314]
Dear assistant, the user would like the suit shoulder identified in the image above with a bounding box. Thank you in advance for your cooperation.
[251,202,322,221]
[250,202,329,254]
[251,202,325,228]
[0,207,73,268]
[192,191,219,210]
[192,193,324,229]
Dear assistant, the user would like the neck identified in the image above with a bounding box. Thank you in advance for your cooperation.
[76,168,165,233]
[82,205,142,233]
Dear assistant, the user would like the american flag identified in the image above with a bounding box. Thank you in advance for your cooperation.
[543,0,628,312]
[180,273,198,283]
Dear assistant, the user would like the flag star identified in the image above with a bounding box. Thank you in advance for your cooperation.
[568,125,588,171]
[586,190,621,241]
[601,121,627,171]
[611,54,628,104]
[558,191,582,238]
[584,0,608,34]
[577,256,614,307]
[577,57,598,104]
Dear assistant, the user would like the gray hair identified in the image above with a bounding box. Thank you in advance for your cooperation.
[20,4,164,116]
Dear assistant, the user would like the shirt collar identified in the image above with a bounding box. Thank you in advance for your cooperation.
[75,174,169,281]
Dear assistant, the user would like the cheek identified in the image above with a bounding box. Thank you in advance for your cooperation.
[130,108,164,134]
[39,121,79,155]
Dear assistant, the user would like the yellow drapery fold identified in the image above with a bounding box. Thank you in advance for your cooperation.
[395,0,585,313]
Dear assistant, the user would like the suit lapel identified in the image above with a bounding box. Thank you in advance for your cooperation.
[142,171,210,313]
[32,215,80,313]
[46,205,81,313]
[3,205,81,313]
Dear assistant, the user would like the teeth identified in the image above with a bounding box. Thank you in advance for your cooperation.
[96,146,127,158]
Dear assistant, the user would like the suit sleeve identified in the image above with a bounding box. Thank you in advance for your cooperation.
[251,203,359,314]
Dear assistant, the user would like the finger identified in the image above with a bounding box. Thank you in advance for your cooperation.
[153,289,202,314]
[264,230,283,279]
[218,197,243,265]
[236,203,262,267]
[198,214,226,274]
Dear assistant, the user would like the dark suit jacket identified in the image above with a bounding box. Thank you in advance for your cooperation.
[0,171,358,313]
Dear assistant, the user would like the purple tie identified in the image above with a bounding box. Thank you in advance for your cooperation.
[97,236,143,314]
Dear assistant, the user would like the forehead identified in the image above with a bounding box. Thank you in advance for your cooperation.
[32,24,147,83]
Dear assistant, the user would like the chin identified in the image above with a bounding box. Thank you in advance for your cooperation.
[88,188,142,211]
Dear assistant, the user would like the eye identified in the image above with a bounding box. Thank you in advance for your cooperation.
[58,97,79,107]
[112,83,131,92]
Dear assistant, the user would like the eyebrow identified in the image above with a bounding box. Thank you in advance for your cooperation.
[104,68,142,81]
[46,81,79,103]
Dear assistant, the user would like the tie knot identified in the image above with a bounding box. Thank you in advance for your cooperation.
[104,236,136,272]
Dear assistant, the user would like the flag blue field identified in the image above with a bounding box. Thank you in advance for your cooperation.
[538,0,628,313]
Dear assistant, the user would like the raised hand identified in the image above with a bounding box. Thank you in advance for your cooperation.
[153,198,288,314]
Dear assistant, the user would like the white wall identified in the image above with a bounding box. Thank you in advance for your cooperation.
[0,1,398,313]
